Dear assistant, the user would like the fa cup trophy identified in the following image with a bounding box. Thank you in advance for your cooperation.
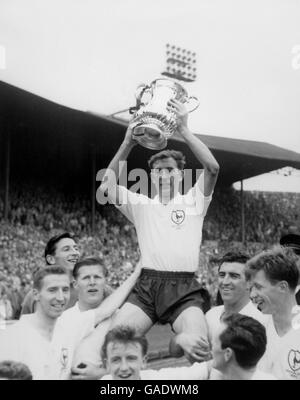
[129,78,199,150]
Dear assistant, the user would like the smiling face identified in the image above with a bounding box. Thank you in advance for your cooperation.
[150,157,183,201]
[106,341,146,380]
[250,269,281,314]
[34,274,70,319]
[73,264,106,309]
[48,238,80,272]
[218,262,249,305]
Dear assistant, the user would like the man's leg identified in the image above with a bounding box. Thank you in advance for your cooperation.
[111,302,153,335]
[169,306,211,363]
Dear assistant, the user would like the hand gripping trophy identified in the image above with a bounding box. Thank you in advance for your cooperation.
[129,78,199,150]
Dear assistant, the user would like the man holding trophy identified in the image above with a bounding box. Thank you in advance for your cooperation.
[99,78,220,362]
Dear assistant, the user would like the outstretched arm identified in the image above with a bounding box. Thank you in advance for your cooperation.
[93,262,141,326]
[168,99,220,196]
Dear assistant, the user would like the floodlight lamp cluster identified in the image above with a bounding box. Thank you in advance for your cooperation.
[162,43,197,82]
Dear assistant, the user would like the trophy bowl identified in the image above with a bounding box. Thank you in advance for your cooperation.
[130,78,199,150]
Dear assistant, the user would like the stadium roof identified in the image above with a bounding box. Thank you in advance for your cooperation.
[1,80,300,187]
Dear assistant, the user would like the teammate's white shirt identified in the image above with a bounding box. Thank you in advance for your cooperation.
[63,302,112,367]
[205,301,268,342]
[258,317,300,380]
[0,310,95,380]
[101,362,276,380]
[116,179,212,272]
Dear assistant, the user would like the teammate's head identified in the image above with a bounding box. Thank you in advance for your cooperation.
[101,326,148,380]
[217,251,251,306]
[0,361,33,380]
[33,266,70,319]
[148,150,185,200]
[246,246,299,314]
[44,232,80,272]
[72,257,108,309]
[212,314,267,373]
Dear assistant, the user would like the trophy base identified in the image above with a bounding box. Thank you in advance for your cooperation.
[132,123,167,150]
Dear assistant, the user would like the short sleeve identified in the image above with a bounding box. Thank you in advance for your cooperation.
[114,186,140,223]
[115,185,149,224]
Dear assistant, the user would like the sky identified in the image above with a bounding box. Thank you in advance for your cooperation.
[0,0,300,191]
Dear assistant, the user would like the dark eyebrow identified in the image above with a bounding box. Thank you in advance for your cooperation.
[48,285,70,289]
[81,272,104,277]
[47,286,59,290]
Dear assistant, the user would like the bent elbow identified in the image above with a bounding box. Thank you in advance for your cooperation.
[209,162,220,176]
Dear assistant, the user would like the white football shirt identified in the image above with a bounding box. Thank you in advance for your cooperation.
[258,316,300,380]
[205,301,269,343]
[116,180,211,272]
[0,310,95,380]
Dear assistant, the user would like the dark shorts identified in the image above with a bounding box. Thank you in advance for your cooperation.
[126,269,210,325]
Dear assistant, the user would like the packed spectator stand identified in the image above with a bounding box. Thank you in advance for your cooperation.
[0,184,299,320]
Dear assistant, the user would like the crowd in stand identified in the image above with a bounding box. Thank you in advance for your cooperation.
[205,187,300,243]
[0,185,299,320]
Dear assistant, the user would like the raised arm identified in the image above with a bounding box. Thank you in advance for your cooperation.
[168,99,220,196]
[93,262,141,326]
[98,125,137,204]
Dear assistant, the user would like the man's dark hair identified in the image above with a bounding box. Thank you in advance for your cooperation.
[101,326,148,367]
[280,234,300,256]
[220,314,267,369]
[218,251,250,272]
[72,257,108,279]
[245,246,299,291]
[44,232,76,263]
[148,150,186,170]
[33,265,69,291]
[0,360,33,380]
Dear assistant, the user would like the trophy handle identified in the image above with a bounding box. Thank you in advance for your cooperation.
[186,96,200,113]
[135,84,152,109]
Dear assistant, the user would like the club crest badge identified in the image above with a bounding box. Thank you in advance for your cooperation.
[288,349,300,372]
[171,210,185,225]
